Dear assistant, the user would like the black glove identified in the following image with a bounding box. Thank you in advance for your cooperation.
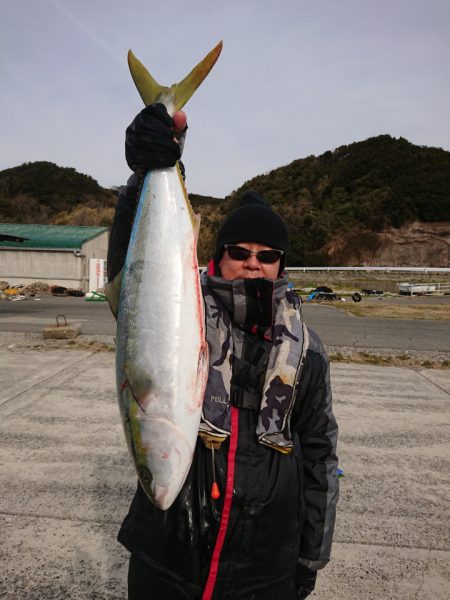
[125,103,184,171]
[296,564,317,599]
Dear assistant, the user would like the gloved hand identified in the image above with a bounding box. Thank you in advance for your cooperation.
[296,564,317,599]
[125,103,187,171]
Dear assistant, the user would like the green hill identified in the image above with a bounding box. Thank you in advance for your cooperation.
[206,135,450,265]
[1,135,449,266]
[0,161,117,226]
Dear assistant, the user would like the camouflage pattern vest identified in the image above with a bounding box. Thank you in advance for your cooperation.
[199,274,310,453]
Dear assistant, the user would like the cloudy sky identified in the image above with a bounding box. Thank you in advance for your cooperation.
[1,0,449,198]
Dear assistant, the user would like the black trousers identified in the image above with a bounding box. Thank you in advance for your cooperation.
[128,555,200,600]
[128,554,300,600]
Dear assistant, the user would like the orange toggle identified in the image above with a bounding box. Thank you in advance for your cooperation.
[211,482,220,500]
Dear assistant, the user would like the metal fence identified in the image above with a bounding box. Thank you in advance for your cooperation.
[397,282,450,295]
[285,266,450,274]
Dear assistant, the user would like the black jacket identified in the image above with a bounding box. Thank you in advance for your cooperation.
[108,177,339,599]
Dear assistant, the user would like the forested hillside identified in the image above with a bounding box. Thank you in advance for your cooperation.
[191,135,450,265]
[0,161,117,226]
[1,135,449,266]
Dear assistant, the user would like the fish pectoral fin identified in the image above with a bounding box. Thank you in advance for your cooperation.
[125,364,154,412]
[104,269,123,319]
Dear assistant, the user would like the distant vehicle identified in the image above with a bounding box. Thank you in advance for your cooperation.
[307,291,341,302]
[398,283,436,295]
[307,288,361,302]
[361,289,384,296]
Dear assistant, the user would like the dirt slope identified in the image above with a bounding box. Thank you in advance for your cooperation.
[324,222,450,266]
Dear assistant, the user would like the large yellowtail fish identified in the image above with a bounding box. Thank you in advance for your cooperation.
[112,42,222,510]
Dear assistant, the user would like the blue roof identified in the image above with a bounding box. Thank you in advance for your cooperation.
[0,223,108,249]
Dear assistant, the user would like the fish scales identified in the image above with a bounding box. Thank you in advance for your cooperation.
[116,166,208,510]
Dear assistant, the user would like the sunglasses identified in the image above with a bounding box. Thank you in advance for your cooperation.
[224,244,284,264]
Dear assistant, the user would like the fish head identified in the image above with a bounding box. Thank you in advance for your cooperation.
[136,417,195,510]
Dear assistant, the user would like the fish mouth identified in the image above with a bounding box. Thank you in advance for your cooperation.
[152,484,171,510]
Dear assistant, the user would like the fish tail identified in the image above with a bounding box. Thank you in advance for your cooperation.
[127,50,169,106]
[172,41,223,111]
[128,41,223,112]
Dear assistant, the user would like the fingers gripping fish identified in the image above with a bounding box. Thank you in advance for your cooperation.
[113,42,222,510]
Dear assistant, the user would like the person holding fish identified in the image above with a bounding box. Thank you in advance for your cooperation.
[108,42,338,598]
[107,101,339,600]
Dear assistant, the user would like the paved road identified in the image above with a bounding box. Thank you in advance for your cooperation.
[1,348,448,599]
[1,295,449,352]
[0,296,114,335]
[304,304,450,352]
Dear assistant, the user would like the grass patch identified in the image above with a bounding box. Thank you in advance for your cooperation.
[28,339,115,352]
[327,303,450,321]
[329,351,450,369]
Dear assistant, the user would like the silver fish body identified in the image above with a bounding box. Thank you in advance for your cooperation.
[116,166,208,510]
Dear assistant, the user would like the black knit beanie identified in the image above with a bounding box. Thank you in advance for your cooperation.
[214,190,289,274]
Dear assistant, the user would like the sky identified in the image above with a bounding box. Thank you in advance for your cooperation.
[1,0,449,198]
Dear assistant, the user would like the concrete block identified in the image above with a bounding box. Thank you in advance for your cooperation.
[42,315,81,339]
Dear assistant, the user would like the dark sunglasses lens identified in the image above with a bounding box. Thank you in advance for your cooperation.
[226,245,282,263]
[257,250,282,264]
[227,246,251,260]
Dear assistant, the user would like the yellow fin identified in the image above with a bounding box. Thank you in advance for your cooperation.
[193,212,201,243]
[128,41,223,113]
[172,41,223,111]
[127,50,170,107]
[175,161,201,237]
[104,269,123,319]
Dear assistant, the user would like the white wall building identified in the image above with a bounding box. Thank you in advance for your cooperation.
[0,224,109,292]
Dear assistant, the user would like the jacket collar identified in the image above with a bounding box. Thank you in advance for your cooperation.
[205,276,288,330]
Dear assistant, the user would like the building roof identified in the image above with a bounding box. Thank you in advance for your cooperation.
[0,223,108,250]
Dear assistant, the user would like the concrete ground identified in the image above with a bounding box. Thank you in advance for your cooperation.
[0,347,449,599]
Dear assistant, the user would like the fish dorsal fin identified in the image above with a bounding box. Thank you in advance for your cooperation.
[128,41,223,113]
[193,212,201,243]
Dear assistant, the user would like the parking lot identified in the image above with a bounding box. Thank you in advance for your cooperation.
[0,297,449,599]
